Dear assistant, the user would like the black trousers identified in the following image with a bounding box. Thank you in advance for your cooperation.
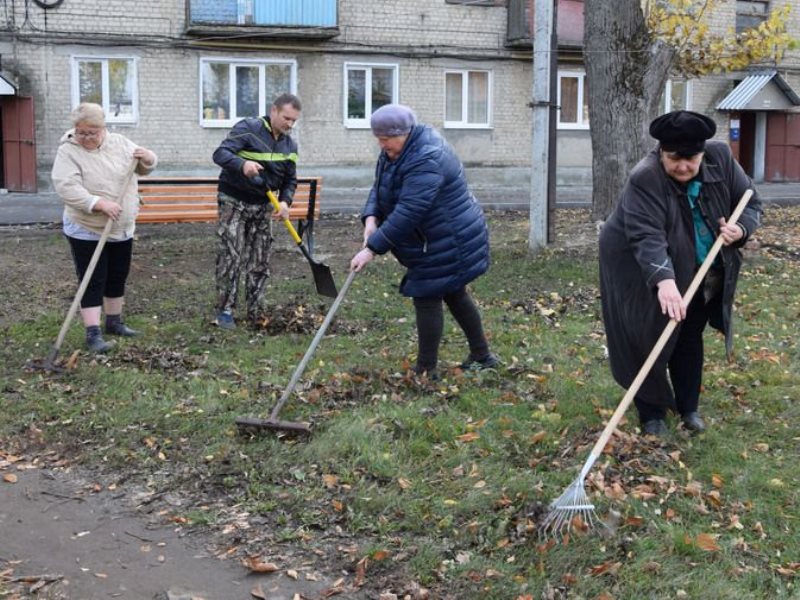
[67,236,133,309]
[635,291,709,423]
[413,287,489,370]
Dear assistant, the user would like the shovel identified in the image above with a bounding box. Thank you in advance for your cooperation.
[236,269,357,434]
[267,189,337,298]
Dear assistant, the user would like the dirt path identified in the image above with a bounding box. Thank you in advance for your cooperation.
[0,460,355,600]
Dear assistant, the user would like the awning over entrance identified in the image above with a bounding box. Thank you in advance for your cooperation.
[716,70,800,111]
[0,72,18,96]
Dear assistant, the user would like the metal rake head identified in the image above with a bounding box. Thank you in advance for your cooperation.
[539,476,599,539]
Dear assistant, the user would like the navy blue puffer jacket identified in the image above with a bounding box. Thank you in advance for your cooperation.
[362,124,490,298]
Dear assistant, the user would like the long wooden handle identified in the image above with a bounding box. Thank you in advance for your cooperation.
[268,269,357,421]
[267,190,303,245]
[579,188,754,479]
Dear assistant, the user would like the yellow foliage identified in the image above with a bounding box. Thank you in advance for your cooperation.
[644,0,793,76]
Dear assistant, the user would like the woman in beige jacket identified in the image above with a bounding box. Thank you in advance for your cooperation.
[51,103,157,352]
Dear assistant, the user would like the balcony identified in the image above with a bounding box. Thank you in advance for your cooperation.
[186,0,339,39]
[507,0,584,49]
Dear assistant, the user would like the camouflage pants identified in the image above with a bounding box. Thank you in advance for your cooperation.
[215,192,273,320]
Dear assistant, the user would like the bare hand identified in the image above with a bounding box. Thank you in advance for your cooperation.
[718,217,744,246]
[271,201,290,221]
[133,147,156,166]
[363,216,378,247]
[94,199,121,221]
[350,248,375,272]
[242,160,263,179]
[656,278,686,322]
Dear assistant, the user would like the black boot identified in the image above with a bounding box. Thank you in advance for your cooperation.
[105,315,139,337]
[86,325,113,353]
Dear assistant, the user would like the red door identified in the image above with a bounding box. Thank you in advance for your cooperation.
[765,112,800,182]
[1,96,37,192]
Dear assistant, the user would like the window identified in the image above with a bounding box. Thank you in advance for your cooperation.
[659,79,693,114]
[557,71,589,129]
[71,57,137,124]
[736,0,769,33]
[344,63,398,128]
[200,58,296,127]
[444,70,492,128]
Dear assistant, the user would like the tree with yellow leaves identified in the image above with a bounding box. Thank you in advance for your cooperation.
[584,0,795,220]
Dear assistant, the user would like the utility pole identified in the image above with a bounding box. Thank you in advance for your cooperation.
[529,0,555,252]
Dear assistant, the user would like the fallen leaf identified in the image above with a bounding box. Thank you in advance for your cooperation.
[250,583,267,599]
[711,474,724,488]
[3,473,18,483]
[286,569,298,580]
[696,533,720,552]
[243,557,279,573]
[752,443,769,453]
[456,432,480,443]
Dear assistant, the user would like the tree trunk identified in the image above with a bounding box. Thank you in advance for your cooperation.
[584,0,674,221]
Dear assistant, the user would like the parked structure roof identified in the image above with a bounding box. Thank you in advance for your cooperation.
[716,70,800,111]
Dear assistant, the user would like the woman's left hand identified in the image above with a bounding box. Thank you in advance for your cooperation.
[133,147,156,167]
[718,217,744,246]
[350,248,375,272]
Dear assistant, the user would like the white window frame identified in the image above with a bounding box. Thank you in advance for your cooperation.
[557,70,589,130]
[343,63,399,129]
[661,79,693,114]
[70,56,139,125]
[443,69,493,129]
[199,57,297,128]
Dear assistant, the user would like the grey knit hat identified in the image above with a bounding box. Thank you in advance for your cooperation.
[370,104,417,137]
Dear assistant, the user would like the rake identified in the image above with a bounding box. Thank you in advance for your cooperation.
[540,188,754,538]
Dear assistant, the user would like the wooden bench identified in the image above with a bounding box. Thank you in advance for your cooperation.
[136,175,322,251]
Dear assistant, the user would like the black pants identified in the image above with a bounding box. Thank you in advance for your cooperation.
[413,287,489,370]
[635,291,709,423]
[67,236,133,308]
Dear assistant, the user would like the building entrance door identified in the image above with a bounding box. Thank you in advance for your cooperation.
[1,96,37,192]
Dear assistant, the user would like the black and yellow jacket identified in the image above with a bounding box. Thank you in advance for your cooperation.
[212,116,297,205]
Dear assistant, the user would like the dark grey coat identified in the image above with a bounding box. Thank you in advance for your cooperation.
[599,141,761,408]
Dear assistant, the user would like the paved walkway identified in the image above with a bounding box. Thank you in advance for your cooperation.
[0,182,797,226]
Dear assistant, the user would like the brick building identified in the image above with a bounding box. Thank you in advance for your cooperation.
[1,0,798,199]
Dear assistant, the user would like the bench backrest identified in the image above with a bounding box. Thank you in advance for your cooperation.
[136,176,322,224]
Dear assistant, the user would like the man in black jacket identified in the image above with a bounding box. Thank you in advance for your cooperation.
[599,110,761,436]
[212,93,301,329]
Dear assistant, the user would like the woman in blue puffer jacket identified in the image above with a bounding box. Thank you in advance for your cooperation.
[350,104,497,378]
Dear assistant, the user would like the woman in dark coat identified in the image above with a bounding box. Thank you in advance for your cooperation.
[599,110,761,435]
[350,104,497,378]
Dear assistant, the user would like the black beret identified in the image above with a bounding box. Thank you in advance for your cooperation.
[649,110,716,157]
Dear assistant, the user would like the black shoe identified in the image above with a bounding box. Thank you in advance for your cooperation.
[460,352,499,370]
[105,322,139,337]
[642,419,667,436]
[681,412,706,433]
[87,335,114,353]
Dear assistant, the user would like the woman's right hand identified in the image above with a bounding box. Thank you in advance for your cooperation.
[350,248,375,272]
[94,199,121,221]
[656,278,686,321]
[363,216,378,247]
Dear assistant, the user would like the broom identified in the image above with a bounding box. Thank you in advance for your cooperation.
[540,188,754,538]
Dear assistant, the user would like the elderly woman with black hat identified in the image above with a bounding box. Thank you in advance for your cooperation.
[599,110,761,435]
[350,104,497,378]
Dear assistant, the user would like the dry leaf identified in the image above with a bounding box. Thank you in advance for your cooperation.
[250,584,267,599]
[695,533,720,552]
[397,477,411,489]
[243,556,279,573]
[456,432,480,442]
[3,473,18,484]
[286,569,298,580]
[372,550,390,561]
[322,474,339,488]
[752,443,769,453]
[711,474,724,488]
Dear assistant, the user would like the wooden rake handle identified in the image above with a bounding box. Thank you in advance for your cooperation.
[579,188,754,480]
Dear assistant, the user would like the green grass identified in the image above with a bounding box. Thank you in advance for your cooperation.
[1,211,799,599]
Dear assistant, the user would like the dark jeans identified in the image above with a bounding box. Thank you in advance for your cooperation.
[635,291,709,423]
[67,236,133,308]
[413,287,489,370]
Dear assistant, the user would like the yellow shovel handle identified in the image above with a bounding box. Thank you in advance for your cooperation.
[267,190,302,245]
